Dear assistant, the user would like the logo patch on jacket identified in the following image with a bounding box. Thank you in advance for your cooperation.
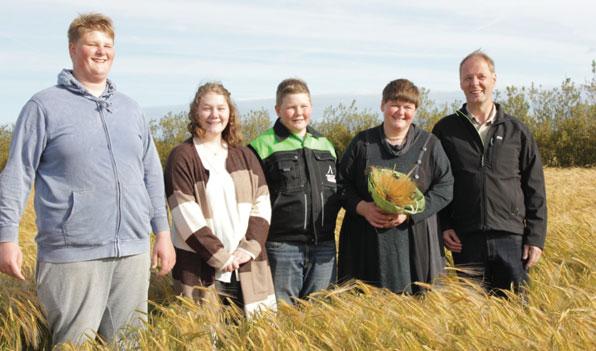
[326,166,336,183]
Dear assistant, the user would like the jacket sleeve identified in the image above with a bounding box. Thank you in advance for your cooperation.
[520,130,547,249]
[410,138,454,224]
[164,147,231,270]
[0,100,46,243]
[237,148,271,260]
[338,135,365,214]
[141,116,170,234]
[431,123,455,232]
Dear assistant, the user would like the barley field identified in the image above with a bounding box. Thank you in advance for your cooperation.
[1,168,594,350]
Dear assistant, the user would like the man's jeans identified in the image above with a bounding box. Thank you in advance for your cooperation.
[266,240,336,304]
[452,230,529,296]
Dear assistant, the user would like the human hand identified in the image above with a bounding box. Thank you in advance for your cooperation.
[442,229,462,253]
[152,231,176,276]
[523,245,543,269]
[221,258,239,273]
[0,242,25,280]
[356,201,400,228]
[221,250,253,273]
[232,249,252,266]
[387,214,408,228]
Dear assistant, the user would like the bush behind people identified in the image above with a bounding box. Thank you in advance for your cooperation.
[97,64,596,168]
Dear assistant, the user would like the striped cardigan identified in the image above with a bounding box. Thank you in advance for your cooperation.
[164,138,275,315]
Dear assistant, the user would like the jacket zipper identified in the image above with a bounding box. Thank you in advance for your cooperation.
[461,108,489,231]
[303,193,308,231]
[480,154,486,230]
[304,146,321,245]
[320,191,325,226]
[98,104,122,256]
[481,128,498,231]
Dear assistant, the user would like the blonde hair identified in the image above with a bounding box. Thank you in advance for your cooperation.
[68,13,114,44]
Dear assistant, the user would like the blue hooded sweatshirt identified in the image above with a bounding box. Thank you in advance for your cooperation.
[0,69,169,262]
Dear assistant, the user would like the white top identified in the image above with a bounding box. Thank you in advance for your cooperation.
[194,139,241,283]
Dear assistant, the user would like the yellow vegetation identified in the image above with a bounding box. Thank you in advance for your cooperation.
[1,168,595,350]
[369,167,417,207]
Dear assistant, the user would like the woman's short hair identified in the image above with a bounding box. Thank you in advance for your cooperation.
[382,79,420,107]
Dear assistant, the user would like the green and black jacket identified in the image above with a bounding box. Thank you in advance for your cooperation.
[249,119,340,244]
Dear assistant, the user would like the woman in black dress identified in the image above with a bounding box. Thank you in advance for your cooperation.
[338,79,453,293]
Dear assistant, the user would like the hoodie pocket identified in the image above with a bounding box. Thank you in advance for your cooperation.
[63,189,117,247]
[120,182,153,241]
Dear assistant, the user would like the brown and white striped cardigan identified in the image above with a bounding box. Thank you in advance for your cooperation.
[164,138,275,312]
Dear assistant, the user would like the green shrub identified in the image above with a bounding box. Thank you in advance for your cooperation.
[150,112,188,167]
[312,100,380,158]
[144,62,596,168]
[241,108,272,144]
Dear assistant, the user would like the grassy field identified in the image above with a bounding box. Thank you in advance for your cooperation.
[1,168,595,350]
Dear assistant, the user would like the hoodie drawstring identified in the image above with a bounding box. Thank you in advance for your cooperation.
[96,99,112,113]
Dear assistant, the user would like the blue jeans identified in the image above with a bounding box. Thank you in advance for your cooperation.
[266,240,337,304]
[452,230,528,296]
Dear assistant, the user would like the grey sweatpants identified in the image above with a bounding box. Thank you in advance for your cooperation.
[36,253,150,346]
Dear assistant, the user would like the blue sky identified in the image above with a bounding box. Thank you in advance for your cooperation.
[1,0,594,124]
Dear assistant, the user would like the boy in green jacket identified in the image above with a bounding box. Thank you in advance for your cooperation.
[249,78,339,304]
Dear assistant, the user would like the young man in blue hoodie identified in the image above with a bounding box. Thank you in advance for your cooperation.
[0,13,175,345]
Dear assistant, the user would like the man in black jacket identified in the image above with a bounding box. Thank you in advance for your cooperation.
[432,50,547,295]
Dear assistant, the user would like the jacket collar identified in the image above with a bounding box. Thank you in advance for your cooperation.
[459,102,508,125]
[273,118,322,140]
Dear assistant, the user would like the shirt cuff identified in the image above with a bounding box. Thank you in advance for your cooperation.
[151,216,170,234]
[236,247,256,260]
[0,225,19,243]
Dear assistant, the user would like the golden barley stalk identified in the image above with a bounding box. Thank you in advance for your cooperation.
[371,167,417,207]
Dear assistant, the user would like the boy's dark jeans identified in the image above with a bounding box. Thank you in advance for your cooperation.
[452,230,529,296]
[266,240,337,304]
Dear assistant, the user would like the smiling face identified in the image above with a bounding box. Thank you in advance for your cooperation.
[381,99,416,134]
[196,92,230,139]
[460,56,496,106]
[69,30,114,86]
[275,93,312,136]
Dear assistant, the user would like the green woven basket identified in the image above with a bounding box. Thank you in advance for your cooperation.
[367,168,425,215]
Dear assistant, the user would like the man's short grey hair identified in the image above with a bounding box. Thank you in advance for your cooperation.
[459,49,495,74]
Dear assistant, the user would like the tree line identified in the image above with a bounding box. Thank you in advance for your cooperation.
[1,64,594,171]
